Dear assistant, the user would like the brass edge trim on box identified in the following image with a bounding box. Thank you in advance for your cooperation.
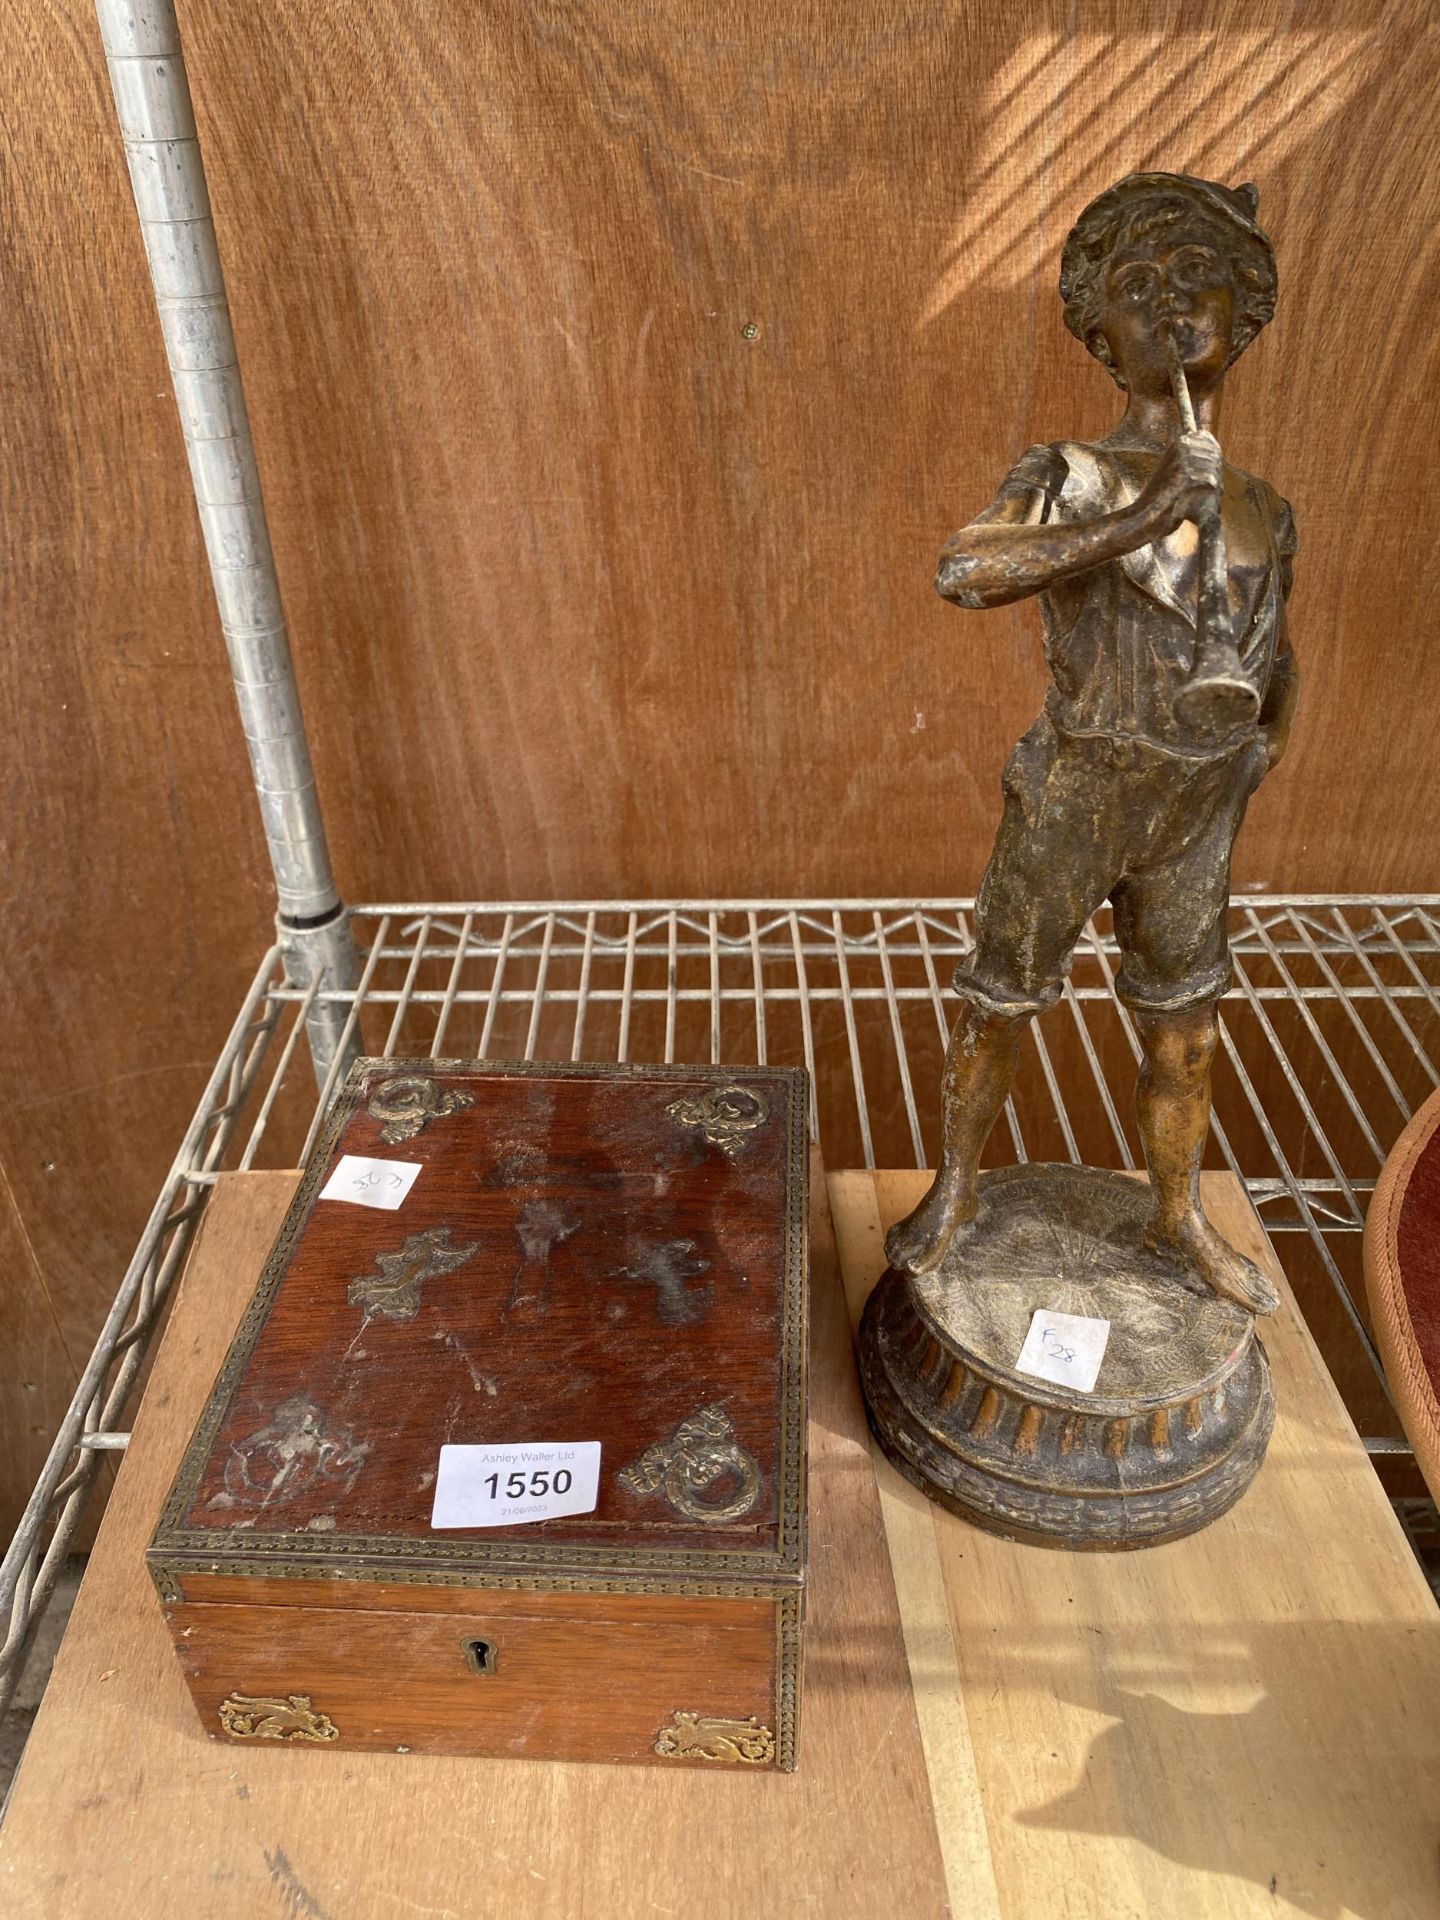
[149,1556,794,1606]
[148,1532,797,1579]
[779,1070,809,1583]
[152,1057,811,1594]
[776,1587,802,1772]
[154,1065,363,1542]
[148,1538,792,1579]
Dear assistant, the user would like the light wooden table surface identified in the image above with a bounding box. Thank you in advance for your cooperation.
[833,1171,1440,1920]
[3,1166,1438,1919]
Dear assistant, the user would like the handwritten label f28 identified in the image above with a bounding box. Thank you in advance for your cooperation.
[1015,1308,1111,1393]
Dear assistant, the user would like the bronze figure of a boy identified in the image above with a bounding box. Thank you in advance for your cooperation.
[888,173,1298,1316]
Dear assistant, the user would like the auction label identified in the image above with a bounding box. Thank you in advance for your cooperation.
[318,1153,423,1211]
[1015,1308,1111,1394]
[430,1441,602,1529]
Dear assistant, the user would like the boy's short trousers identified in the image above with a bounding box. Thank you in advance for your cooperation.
[954,712,1267,1018]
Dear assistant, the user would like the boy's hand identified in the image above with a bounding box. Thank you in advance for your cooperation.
[1132,430,1223,540]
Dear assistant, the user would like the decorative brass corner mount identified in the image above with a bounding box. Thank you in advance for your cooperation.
[367,1074,474,1145]
[620,1403,762,1523]
[218,1691,338,1743]
[666,1083,769,1156]
[653,1709,775,1764]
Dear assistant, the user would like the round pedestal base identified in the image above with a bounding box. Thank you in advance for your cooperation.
[857,1165,1275,1550]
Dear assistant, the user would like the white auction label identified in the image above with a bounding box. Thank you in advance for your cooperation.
[318,1153,423,1211]
[1015,1308,1111,1394]
[430,1442,602,1529]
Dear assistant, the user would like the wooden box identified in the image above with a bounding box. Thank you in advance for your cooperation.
[147,1058,808,1770]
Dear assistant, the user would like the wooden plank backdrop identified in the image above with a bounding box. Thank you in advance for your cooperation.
[4,0,1440,1530]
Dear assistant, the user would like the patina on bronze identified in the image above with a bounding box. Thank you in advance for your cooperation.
[860,173,1297,1549]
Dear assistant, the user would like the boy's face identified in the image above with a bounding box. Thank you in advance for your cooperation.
[1099,221,1237,397]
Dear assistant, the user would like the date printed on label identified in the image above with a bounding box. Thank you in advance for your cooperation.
[430,1441,602,1529]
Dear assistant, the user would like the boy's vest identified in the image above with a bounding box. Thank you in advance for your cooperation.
[1002,440,1295,760]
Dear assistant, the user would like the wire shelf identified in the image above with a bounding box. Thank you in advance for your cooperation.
[5,892,1439,1717]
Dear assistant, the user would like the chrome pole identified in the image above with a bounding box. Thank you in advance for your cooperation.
[94,0,360,1081]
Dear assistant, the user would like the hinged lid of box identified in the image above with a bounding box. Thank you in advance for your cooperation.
[150,1058,808,1598]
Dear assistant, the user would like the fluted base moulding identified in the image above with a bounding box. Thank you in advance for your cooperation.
[858,1165,1275,1550]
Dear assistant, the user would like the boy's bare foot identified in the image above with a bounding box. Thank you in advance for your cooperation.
[885,1176,976,1275]
[1145,1210,1279,1316]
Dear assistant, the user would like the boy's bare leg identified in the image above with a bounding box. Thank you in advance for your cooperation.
[885,1002,1030,1273]
[1135,1000,1278,1314]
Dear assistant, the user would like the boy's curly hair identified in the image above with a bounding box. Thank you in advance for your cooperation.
[1059,173,1277,388]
